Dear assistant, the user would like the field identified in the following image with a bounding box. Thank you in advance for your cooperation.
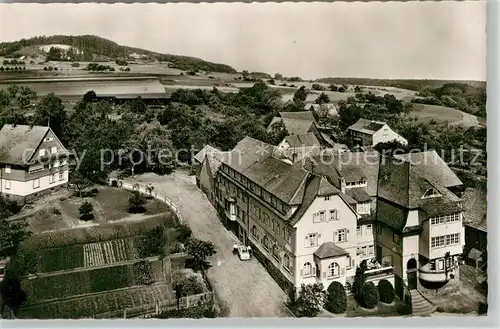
[18,284,173,319]
[22,259,164,305]
[410,103,480,127]
[38,245,85,273]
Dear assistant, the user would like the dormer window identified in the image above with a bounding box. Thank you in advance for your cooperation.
[422,188,441,199]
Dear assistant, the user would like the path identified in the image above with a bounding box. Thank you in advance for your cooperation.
[122,171,290,317]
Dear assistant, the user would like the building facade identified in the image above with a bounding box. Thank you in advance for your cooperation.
[347,118,408,147]
[0,124,70,201]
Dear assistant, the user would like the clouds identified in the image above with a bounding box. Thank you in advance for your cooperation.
[0,1,486,80]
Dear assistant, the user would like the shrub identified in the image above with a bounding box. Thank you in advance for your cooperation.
[136,226,165,258]
[71,62,80,67]
[397,289,412,315]
[78,201,94,221]
[378,279,395,304]
[291,283,325,317]
[133,260,154,285]
[90,188,99,195]
[111,179,118,187]
[9,248,39,276]
[174,275,205,296]
[324,281,347,314]
[478,302,488,315]
[169,242,185,254]
[52,208,61,215]
[360,282,379,309]
[128,191,146,213]
[176,222,192,244]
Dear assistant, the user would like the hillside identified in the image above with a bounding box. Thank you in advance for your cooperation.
[316,77,486,92]
[0,35,237,73]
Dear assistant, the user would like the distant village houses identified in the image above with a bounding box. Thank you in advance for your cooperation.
[347,118,408,148]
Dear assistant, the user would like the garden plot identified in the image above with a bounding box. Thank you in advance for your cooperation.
[39,245,84,273]
[83,239,138,267]
[19,284,173,319]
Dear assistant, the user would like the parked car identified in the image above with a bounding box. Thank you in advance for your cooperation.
[233,244,251,261]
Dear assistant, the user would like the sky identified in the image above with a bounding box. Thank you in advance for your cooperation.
[0,2,487,81]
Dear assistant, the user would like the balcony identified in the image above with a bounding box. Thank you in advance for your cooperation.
[363,259,394,281]
[419,263,456,283]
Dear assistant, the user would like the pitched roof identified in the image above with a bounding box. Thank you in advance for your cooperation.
[317,176,340,196]
[462,187,487,232]
[346,187,372,203]
[281,118,315,136]
[394,151,463,188]
[378,154,461,210]
[314,242,349,259]
[0,124,50,165]
[304,150,380,196]
[194,145,219,164]
[279,111,316,122]
[284,133,321,148]
[376,198,408,231]
[348,118,386,135]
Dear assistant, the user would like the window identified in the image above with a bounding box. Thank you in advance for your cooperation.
[4,179,11,190]
[324,196,330,201]
[328,263,340,278]
[263,212,270,226]
[306,233,318,247]
[251,225,259,239]
[346,255,352,269]
[357,202,370,214]
[5,166,11,174]
[303,262,313,277]
[284,228,292,243]
[33,178,40,189]
[241,210,247,224]
[44,137,53,142]
[377,223,383,235]
[366,224,372,236]
[446,233,460,245]
[422,188,440,199]
[357,226,362,236]
[393,232,401,244]
[273,219,280,233]
[28,164,43,174]
[51,146,57,154]
[39,149,46,157]
[438,259,444,271]
[49,174,56,184]
[272,245,281,262]
[329,209,338,221]
[313,211,325,223]
[336,229,347,243]
[368,245,374,256]
[431,236,446,249]
[262,235,270,251]
[283,254,291,272]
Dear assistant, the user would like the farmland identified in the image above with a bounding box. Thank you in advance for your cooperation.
[410,103,481,127]
[22,259,164,305]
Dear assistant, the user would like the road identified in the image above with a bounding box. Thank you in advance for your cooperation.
[123,171,291,317]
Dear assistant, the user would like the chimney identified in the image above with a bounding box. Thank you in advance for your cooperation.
[292,153,298,163]
[340,177,346,194]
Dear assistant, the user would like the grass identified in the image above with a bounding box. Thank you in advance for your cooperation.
[410,103,464,124]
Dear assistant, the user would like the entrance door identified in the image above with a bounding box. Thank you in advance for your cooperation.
[407,258,418,290]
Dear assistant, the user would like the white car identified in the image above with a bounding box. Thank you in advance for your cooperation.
[233,245,251,261]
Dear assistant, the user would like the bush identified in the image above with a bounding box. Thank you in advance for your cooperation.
[478,302,488,315]
[133,261,154,285]
[136,226,165,258]
[128,191,146,213]
[169,242,185,254]
[78,201,94,221]
[90,188,99,195]
[174,275,205,296]
[360,282,379,309]
[9,248,39,276]
[378,279,395,304]
[397,288,412,315]
[52,208,61,215]
[324,281,347,314]
[176,222,192,244]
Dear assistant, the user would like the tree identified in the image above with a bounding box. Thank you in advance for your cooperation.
[315,92,330,105]
[354,85,361,92]
[128,191,146,213]
[0,198,30,259]
[0,272,27,316]
[377,279,395,304]
[373,140,409,156]
[33,93,68,138]
[329,84,338,92]
[78,201,94,221]
[293,283,324,317]
[360,282,379,309]
[293,86,308,104]
[82,90,97,103]
[311,83,325,91]
[324,281,347,314]
[267,120,287,145]
[353,260,367,303]
[274,73,283,80]
[185,239,216,272]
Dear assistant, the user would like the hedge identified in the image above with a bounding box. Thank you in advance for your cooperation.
[378,279,395,304]
[324,281,347,314]
[360,282,379,309]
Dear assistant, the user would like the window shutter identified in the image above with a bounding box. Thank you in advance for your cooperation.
[346,229,349,242]
[333,230,338,241]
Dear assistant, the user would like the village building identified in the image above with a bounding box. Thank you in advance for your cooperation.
[347,118,408,147]
[304,103,339,119]
[0,124,70,203]
[461,187,487,271]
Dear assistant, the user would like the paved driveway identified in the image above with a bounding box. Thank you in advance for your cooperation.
[125,171,290,317]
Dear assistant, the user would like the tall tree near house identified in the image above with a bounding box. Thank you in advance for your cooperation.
[293,86,308,104]
[293,283,325,317]
[0,272,27,316]
[315,92,330,105]
[353,259,368,303]
[185,239,216,272]
[33,93,68,139]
